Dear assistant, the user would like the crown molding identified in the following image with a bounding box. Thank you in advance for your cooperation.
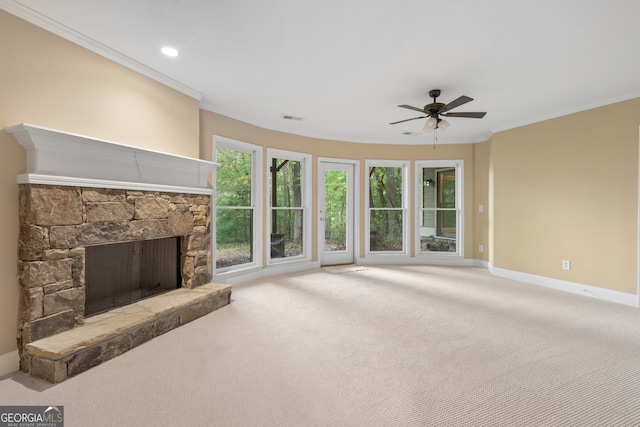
[0,0,204,101]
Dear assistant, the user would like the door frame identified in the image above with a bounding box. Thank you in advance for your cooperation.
[318,158,359,266]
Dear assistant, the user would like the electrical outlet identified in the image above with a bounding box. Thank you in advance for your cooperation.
[479,245,484,253]
[562,260,571,271]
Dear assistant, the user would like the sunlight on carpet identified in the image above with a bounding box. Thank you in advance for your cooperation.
[322,265,368,274]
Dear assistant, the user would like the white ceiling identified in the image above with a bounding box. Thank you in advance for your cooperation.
[4,0,640,145]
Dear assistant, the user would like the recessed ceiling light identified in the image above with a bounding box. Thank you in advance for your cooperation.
[161,46,179,57]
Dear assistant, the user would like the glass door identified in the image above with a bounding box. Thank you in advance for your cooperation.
[319,161,354,265]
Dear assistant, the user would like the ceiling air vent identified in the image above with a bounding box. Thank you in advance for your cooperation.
[281,114,304,121]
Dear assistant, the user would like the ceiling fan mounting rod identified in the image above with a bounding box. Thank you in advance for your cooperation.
[424,89,444,115]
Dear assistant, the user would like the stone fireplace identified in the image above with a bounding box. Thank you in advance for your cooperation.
[7,124,230,382]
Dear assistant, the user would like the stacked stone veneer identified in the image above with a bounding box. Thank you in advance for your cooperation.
[421,235,457,252]
[17,184,212,372]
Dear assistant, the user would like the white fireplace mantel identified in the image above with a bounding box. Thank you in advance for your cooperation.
[5,124,218,194]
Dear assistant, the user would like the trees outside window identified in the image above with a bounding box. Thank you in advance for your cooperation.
[214,138,262,271]
[268,149,311,261]
[323,169,347,251]
[367,161,408,253]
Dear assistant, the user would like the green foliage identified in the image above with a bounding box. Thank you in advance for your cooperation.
[216,208,252,246]
[369,166,402,208]
[369,167,403,250]
[216,147,251,207]
[324,170,347,247]
[271,159,302,207]
[216,147,252,246]
[271,158,303,249]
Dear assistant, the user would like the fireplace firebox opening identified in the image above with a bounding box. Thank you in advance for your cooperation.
[85,237,182,316]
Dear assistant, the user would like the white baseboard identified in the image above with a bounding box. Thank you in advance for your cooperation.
[0,350,19,377]
[472,259,490,269]
[489,264,638,307]
[356,255,478,267]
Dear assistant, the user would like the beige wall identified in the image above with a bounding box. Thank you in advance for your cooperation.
[473,141,490,261]
[200,110,477,262]
[490,98,640,293]
[0,11,200,358]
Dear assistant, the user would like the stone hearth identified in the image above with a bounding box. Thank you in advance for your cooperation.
[26,282,231,383]
[7,124,226,382]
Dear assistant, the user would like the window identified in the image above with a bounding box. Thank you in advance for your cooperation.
[214,138,262,272]
[417,160,463,255]
[366,160,408,253]
[268,149,311,262]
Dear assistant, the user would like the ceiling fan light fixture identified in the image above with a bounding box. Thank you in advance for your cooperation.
[423,116,437,133]
[438,119,450,131]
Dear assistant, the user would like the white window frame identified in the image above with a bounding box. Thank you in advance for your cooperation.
[212,136,263,277]
[415,159,464,258]
[267,148,312,264]
[365,159,409,255]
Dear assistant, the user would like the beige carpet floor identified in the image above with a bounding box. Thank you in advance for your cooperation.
[2,265,640,426]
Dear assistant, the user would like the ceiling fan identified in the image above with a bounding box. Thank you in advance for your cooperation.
[390,89,486,132]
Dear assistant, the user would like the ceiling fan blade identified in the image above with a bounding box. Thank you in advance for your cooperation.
[389,115,428,125]
[442,111,487,118]
[439,95,473,113]
[398,104,426,113]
